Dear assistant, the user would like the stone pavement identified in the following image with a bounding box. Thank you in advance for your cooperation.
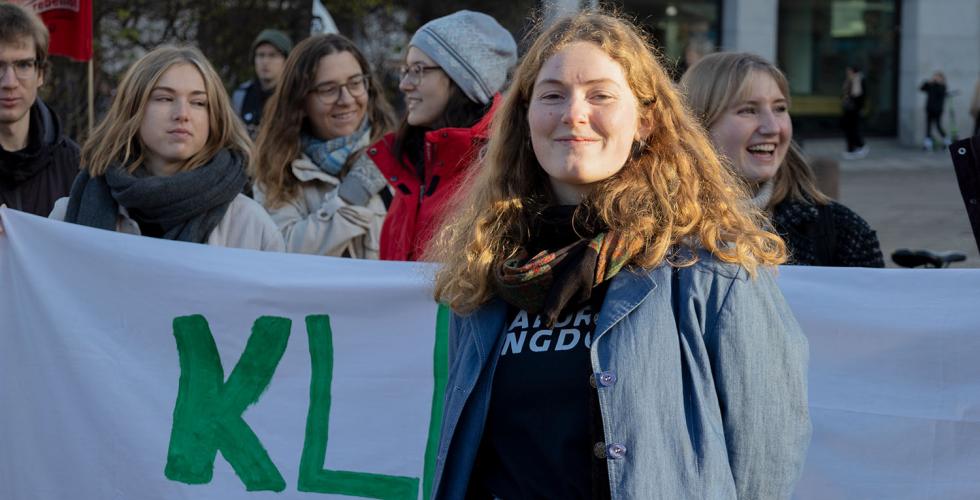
[800,138,979,268]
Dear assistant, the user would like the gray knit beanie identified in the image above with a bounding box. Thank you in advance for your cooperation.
[251,29,293,58]
[409,10,517,105]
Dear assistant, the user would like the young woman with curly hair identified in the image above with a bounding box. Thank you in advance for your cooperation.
[681,52,884,267]
[252,34,396,258]
[51,45,283,251]
[426,12,811,500]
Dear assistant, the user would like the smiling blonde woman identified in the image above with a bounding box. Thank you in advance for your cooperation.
[681,52,884,267]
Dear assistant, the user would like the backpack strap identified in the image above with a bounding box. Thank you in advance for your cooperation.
[231,82,249,116]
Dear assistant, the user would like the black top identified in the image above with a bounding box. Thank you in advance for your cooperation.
[470,205,612,499]
[471,283,609,500]
[920,81,947,115]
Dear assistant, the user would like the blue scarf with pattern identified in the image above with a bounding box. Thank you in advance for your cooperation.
[301,118,372,176]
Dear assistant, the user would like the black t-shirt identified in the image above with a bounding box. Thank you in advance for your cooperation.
[470,281,610,500]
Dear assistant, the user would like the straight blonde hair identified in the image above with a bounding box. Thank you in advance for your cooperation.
[680,52,830,208]
[427,12,787,314]
[81,45,251,176]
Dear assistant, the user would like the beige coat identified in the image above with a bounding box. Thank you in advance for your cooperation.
[253,154,385,259]
[49,194,285,252]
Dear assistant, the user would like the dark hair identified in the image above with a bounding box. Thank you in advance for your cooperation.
[252,34,396,208]
[0,3,49,66]
[392,81,491,169]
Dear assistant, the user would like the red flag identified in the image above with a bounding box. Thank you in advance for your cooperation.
[16,0,93,62]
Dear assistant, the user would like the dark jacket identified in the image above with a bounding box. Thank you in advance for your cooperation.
[0,98,80,217]
[366,95,499,261]
[920,81,947,116]
[772,198,885,267]
[950,135,980,253]
[232,80,272,139]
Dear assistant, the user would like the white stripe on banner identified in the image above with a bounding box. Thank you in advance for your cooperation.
[1,208,979,499]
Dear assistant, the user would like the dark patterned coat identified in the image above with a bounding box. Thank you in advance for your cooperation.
[772,198,885,267]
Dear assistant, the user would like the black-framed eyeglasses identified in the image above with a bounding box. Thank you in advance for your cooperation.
[309,74,369,105]
[398,63,442,86]
[0,59,39,80]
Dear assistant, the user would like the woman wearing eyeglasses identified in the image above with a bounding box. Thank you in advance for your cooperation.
[252,34,396,258]
[365,10,517,261]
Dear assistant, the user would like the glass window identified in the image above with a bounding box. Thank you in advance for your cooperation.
[778,0,900,136]
[615,1,723,78]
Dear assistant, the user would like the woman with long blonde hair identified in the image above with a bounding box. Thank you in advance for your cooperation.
[252,34,396,258]
[681,52,883,267]
[50,45,283,251]
[428,11,810,500]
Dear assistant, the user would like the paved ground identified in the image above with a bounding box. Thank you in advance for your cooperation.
[801,138,979,268]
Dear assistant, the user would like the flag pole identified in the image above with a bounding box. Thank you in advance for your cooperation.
[87,59,94,132]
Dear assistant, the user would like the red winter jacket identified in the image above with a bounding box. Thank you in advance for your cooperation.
[367,96,499,261]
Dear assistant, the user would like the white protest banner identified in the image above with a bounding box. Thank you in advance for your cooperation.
[2,207,980,499]
[780,265,980,500]
[0,208,448,500]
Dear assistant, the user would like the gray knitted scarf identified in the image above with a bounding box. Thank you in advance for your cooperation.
[64,149,247,243]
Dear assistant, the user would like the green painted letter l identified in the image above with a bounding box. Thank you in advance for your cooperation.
[298,314,419,499]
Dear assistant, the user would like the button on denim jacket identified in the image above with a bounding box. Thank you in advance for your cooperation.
[433,254,811,499]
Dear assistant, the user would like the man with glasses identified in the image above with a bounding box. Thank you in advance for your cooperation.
[0,3,79,217]
[232,29,293,139]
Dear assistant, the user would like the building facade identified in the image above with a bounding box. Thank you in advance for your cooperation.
[548,0,980,146]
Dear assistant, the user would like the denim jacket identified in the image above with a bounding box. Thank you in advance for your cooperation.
[433,254,811,499]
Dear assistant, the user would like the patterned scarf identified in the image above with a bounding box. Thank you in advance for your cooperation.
[494,206,638,327]
[301,118,372,176]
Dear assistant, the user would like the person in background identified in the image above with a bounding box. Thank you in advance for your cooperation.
[920,71,950,150]
[0,3,79,217]
[428,11,810,500]
[681,52,884,267]
[251,34,395,258]
[232,29,293,139]
[50,45,283,252]
[841,65,869,159]
[365,10,517,261]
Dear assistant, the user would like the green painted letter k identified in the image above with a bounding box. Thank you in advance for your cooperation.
[164,315,290,492]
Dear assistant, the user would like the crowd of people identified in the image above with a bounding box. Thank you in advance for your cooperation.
[0,4,886,268]
[0,2,905,498]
